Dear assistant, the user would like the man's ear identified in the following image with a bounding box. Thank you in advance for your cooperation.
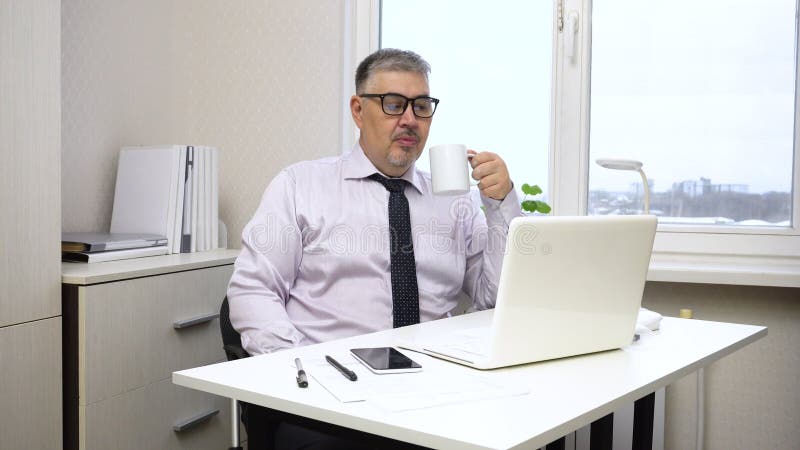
[350,95,363,129]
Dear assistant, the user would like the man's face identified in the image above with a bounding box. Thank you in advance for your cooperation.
[350,70,432,177]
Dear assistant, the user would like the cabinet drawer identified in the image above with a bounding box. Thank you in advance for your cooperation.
[82,377,230,450]
[0,318,62,450]
[79,265,232,404]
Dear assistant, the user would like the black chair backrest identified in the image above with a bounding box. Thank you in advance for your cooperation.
[220,296,249,360]
[219,296,277,448]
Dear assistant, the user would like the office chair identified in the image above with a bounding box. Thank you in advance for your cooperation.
[220,296,280,450]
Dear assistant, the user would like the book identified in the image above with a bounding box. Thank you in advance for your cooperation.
[203,145,211,251]
[62,245,169,263]
[190,146,200,253]
[171,146,188,253]
[210,147,219,249]
[196,146,206,252]
[165,146,182,254]
[62,232,168,252]
[110,145,185,253]
[181,146,194,253]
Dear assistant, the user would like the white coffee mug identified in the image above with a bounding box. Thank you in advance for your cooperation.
[429,144,472,195]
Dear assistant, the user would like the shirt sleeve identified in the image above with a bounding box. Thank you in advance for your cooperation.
[461,189,522,310]
[227,170,307,355]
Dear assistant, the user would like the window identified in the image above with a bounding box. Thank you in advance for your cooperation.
[380,0,554,199]
[348,0,800,286]
[589,0,794,227]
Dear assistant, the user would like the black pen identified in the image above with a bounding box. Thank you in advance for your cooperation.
[325,355,357,381]
[295,358,308,388]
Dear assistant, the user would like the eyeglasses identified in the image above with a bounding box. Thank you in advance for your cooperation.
[359,93,440,118]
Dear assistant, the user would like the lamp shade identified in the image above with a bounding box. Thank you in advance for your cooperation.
[595,158,650,215]
[595,158,643,171]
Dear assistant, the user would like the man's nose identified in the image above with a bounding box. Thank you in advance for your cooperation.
[398,103,418,127]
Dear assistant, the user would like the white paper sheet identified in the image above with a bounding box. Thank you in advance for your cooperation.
[300,352,528,412]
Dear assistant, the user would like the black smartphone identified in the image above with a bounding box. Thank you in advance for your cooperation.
[350,347,422,374]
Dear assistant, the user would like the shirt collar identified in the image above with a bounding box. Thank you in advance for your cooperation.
[342,142,425,195]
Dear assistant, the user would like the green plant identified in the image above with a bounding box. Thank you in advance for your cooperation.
[521,183,551,214]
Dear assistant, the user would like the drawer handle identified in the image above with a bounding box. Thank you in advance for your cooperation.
[173,312,220,329]
[173,408,219,432]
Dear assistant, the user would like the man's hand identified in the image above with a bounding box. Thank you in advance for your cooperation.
[468,150,513,200]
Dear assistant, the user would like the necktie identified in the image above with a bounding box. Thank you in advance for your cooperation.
[368,174,420,328]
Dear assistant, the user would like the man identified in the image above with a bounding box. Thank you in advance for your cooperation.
[228,48,521,448]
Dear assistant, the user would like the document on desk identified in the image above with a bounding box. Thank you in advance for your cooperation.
[299,353,528,412]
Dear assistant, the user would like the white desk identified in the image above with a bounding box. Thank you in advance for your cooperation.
[173,311,766,450]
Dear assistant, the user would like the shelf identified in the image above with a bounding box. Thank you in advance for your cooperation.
[61,249,240,285]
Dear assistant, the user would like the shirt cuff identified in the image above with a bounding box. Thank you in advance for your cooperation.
[481,187,522,227]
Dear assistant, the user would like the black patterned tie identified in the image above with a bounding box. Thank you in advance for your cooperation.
[368,174,420,328]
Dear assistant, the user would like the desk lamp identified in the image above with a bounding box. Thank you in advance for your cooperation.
[595,158,650,214]
[597,159,704,448]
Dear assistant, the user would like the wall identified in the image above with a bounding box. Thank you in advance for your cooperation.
[171,1,345,245]
[62,0,181,233]
[62,0,345,245]
[642,282,800,449]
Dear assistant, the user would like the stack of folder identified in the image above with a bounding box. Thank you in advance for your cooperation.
[61,232,169,263]
[109,145,220,254]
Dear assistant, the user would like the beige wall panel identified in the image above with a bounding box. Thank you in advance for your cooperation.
[642,282,800,450]
[0,0,61,326]
[79,265,232,404]
[0,318,62,449]
[61,0,182,233]
[171,0,346,249]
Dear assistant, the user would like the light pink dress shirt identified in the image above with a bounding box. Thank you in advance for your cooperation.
[228,145,521,355]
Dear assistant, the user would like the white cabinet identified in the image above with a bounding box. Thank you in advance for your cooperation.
[62,250,239,450]
[0,0,62,448]
[0,318,62,449]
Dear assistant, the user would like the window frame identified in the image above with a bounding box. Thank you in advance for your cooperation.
[348,0,800,287]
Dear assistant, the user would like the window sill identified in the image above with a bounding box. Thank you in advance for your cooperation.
[648,252,800,288]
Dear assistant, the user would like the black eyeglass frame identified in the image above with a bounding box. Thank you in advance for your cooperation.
[359,93,440,118]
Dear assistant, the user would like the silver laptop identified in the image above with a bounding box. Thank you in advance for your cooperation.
[401,215,657,369]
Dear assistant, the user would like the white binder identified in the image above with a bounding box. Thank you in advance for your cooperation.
[110,146,183,253]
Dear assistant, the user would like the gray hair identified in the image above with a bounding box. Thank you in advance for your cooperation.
[354,48,431,94]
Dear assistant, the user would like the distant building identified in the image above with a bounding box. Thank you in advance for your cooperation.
[672,177,748,197]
